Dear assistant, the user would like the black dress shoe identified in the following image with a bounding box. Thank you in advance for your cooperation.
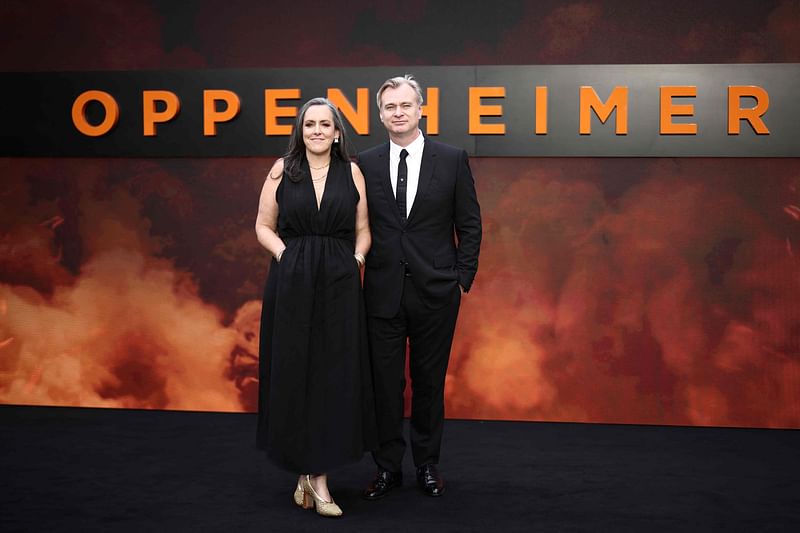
[362,470,403,500]
[416,464,445,497]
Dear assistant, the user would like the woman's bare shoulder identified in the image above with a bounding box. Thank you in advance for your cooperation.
[267,158,285,180]
[350,160,364,178]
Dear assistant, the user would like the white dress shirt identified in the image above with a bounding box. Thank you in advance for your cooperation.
[389,131,425,218]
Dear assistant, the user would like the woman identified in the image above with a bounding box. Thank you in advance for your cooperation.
[255,97,376,517]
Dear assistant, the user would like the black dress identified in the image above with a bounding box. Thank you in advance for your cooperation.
[257,157,377,474]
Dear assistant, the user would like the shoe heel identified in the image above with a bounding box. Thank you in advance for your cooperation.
[302,491,314,510]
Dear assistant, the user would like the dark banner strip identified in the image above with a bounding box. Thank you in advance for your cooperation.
[1,64,798,157]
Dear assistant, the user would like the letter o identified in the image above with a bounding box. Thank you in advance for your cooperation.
[72,90,119,137]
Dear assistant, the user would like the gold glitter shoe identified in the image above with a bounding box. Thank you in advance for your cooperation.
[293,481,304,507]
[302,475,343,517]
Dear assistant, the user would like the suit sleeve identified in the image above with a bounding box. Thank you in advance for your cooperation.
[453,149,482,292]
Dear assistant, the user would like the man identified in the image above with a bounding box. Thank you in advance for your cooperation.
[359,75,482,498]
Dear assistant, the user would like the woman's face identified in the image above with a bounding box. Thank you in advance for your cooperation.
[302,105,338,156]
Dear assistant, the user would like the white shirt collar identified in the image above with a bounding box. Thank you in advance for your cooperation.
[390,130,425,159]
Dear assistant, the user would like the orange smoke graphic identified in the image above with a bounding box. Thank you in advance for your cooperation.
[448,158,800,428]
[1,157,799,428]
[0,159,261,411]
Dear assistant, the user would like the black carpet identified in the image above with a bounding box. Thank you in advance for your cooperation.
[2,405,799,532]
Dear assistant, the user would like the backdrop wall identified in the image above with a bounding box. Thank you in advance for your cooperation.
[2,0,799,428]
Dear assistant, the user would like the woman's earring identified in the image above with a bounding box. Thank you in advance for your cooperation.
[334,137,339,144]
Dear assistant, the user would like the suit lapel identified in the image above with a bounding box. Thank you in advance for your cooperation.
[407,138,436,225]
[375,143,404,226]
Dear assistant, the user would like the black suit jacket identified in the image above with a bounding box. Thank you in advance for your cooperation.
[359,137,482,318]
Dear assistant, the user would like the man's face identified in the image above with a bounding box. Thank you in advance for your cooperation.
[378,83,422,137]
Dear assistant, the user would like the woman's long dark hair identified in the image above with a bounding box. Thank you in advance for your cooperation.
[281,97,353,182]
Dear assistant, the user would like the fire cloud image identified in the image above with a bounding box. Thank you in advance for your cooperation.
[1,157,798,427]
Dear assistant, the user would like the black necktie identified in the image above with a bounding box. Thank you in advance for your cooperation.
[396,149,408,222]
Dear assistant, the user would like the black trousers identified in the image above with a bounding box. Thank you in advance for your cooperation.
[367,277,461,472]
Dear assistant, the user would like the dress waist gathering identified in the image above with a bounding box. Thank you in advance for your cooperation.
[283,233,353,242]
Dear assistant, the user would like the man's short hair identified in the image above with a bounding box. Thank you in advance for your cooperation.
[376,75,424,109]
